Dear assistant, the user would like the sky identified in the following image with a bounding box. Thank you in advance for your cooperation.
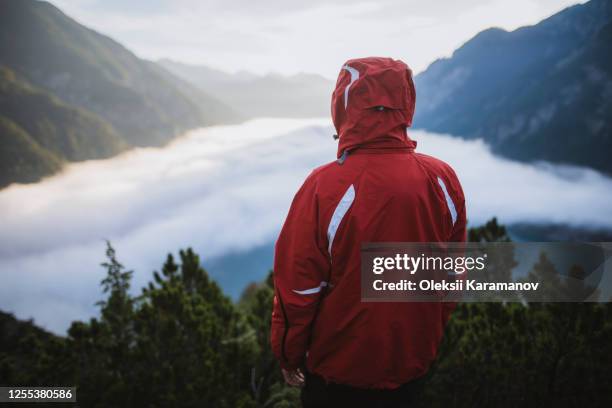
[2,118,612,333]
[50,0,582,78]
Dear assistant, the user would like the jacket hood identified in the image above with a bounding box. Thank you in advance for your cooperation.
[331,57,416,158]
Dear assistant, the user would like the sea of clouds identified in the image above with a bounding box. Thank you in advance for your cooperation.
[1,118,612,333]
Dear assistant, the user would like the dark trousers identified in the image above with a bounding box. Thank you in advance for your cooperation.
[301,371,422,408]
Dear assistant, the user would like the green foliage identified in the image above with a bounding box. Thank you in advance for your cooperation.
[423,301,612,407]
[64,245,258,407]
[0,219,610,407]
[418,218,612,407]
[468,217,510,242]
[0,311,74,387]
[239,274,300,407]
[0,66,126,188]
[0,115,62,187]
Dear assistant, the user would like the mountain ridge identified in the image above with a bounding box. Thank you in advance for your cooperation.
[0,65,127,188]
[414,0,612,173]
[0,0,242,188]
[158,58,333,118]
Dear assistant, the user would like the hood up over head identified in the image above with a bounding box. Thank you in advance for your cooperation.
[331,57,416,158]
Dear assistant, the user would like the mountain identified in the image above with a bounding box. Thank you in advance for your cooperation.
[0,310,64,384]
[0,0,240,148]
[414,0,612,174]
[158,59,333,118]
[205,242,275,300]
[0,66,126,187]
[0,0,243,188]
[0,116,62,187]
[147,61,241,125]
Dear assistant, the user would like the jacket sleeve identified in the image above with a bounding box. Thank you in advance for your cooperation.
[271,174,331,370]
[443,169,467,323]
[449,191,466,243]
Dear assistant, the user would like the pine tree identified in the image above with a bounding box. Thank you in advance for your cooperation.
[239,272,300,407]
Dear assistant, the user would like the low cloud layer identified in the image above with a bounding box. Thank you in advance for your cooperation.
[1,118,611,333]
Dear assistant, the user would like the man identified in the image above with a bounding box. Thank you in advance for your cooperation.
[270,57,466,407]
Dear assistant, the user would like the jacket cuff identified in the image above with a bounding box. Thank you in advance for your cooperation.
[279,358,303,370]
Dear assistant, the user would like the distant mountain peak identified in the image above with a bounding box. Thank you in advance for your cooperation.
[158,59,333,118]
[414,0,612,174]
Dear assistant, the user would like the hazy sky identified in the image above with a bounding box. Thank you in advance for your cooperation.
[51,0,581,78]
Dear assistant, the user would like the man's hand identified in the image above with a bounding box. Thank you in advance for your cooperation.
[282,368,305,387]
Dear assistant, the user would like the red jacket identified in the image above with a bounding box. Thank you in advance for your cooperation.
[271,57,466,389]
